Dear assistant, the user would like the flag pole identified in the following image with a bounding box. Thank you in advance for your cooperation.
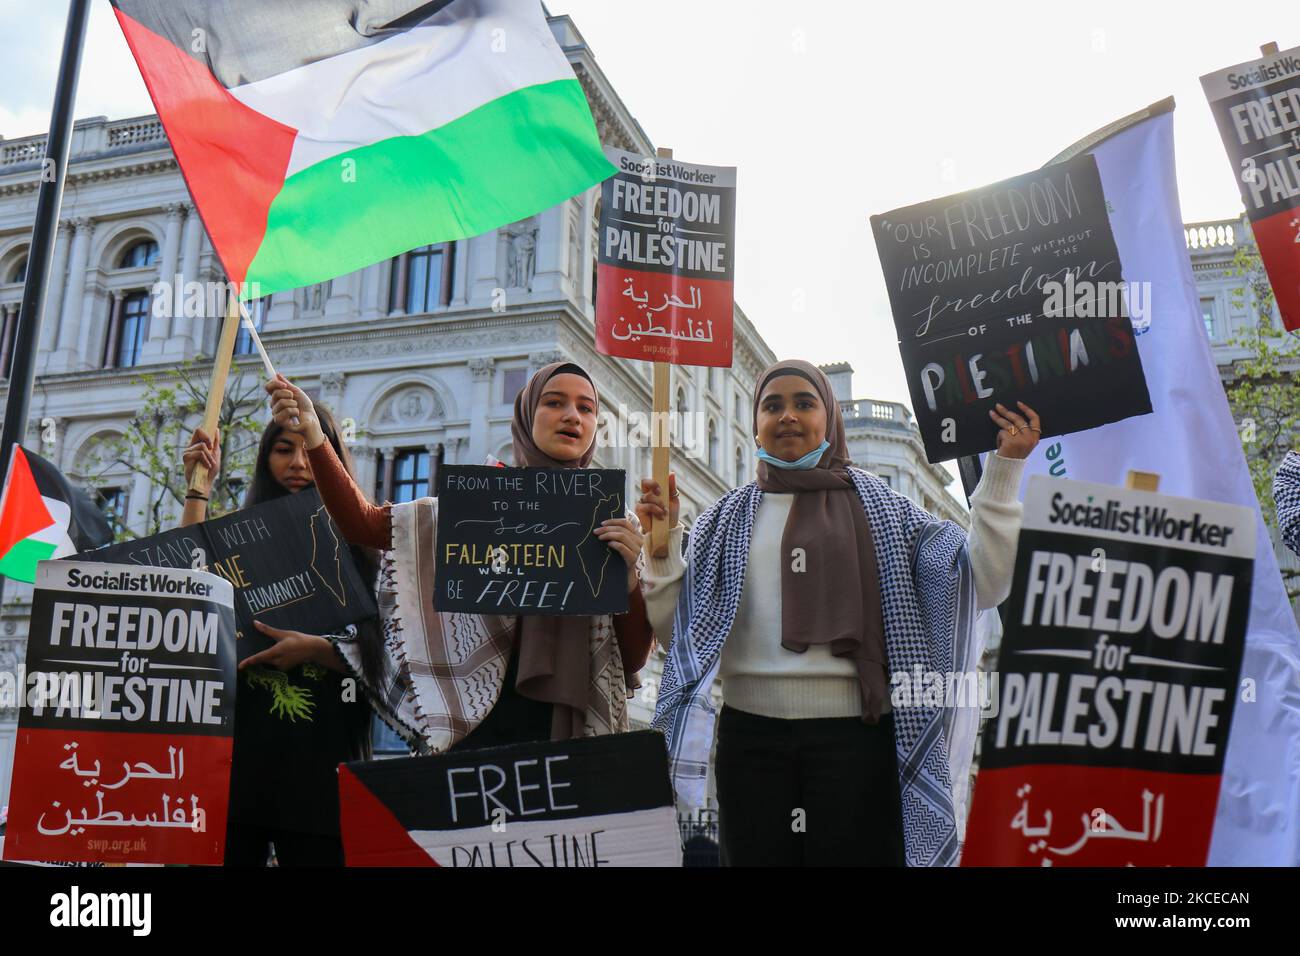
[188,290,243,495]
[0,0,90,606]
[650,147,674,558]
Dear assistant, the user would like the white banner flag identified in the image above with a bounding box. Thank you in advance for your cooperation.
[1002,108,1300,866]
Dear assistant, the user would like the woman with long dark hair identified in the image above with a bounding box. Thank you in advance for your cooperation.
[261,361,656,753]
[638,359,1041,867]
[181,407,385,866]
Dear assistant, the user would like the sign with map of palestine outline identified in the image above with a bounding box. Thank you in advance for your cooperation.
[433,466,628,616]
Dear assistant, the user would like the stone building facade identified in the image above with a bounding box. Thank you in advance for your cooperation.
[0,14,967,808]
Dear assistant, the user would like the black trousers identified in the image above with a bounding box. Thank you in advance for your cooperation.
[715,704,906,866]
[453,642,553,751]
[224,822,345,867]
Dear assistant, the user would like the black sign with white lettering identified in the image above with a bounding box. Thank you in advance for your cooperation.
[433,465,627,616]
[962,477,1254,866]
[2,561,236,865]
[339,731,681,866]
[871,154,1152,462]
[77,488,376,657]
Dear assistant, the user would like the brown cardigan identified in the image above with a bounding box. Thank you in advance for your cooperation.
[306,440,657,678]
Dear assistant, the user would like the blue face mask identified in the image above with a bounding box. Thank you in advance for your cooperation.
[756,439,830,470]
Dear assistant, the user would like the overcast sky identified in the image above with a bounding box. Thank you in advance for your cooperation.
[0,1,1287,411]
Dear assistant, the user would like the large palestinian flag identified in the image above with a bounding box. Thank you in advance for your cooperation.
[110,0,616,297]
[0,447,113,584]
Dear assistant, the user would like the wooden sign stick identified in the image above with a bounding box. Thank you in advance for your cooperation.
[1125,470,1161,493]
[188,288,242,495]
[1261,41,1280,55]
[651,146,674,558]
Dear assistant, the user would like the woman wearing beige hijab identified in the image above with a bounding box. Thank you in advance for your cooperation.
[265,362,655,753]
[638,359,1040,866]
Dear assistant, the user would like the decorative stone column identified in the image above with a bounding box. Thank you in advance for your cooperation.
[388,254,409,316]
[167,203,202,358]
[37,219,72,368]
[48,218,92,372]
[0,303,17,379]
[101,290,125,368]
[466,357,494,464]
[378,446,396,503]
[143,202,184,359]
[319,369,346,417]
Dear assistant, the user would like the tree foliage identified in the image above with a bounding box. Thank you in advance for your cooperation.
[81,361,266,540]
[1222,239,1300,596]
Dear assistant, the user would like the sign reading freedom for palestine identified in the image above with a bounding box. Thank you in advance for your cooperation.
[962,477,1254,866]
[1202,44,1300,332]
[433,465,627,616]
[871,154,1152,462]
[78,488,376,658]
[339,730,681,867]
[3,561,237,866]
[596,145,736,368]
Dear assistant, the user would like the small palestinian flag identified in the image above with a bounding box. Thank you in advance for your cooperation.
[110,0,616,297]
[0,447,114,584]
[339,731,682,866]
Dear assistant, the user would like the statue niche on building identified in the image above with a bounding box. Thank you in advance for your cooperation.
[502,217,539,292]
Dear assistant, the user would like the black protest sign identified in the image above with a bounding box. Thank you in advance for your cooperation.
[78,487,376,657]
[871,153,1152,462]
[433,465,627,616]
[339,730,681,867]
[962,477,1254,866]
[1201,46,1300,332]
[3,561,236,865]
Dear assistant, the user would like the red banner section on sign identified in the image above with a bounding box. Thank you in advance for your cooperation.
[1250,205,1300,331]
[4,727,230,866]
[595,265,734,367]
[963,765,1220,866]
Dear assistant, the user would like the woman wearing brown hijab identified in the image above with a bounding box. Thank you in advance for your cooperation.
[638,359,1041,866]
[264,362,654,753]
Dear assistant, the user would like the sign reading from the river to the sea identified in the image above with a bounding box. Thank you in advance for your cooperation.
[596,146,736,368]
[3,561,236,865]
[433,465,627,616]
[871,153,1152,462]
[961,477,1254,866]
[78,488,376,657]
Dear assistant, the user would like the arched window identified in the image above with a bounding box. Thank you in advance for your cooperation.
[107,291,150,367]
[119,239,160,269]
[8,256,27,284]
[675,387,687,415]
[708,419,718,470]
[735,446,745,485]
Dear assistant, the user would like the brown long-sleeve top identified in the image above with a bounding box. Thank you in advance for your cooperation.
[306,440,656,679]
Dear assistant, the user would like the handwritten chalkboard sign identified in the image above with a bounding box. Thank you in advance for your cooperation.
[433,465,628,616]
[339,730,681,867]
[871,154,1152,462]
[76,488,377,657]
